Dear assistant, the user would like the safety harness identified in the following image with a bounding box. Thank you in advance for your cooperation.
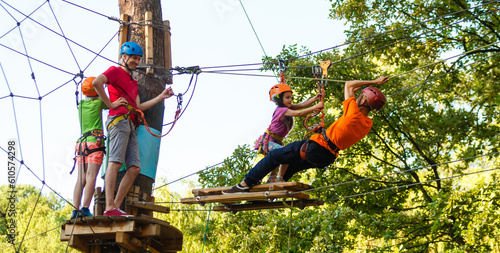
[71,130,106,174]
[257,129,284,155]
[106,103,137,130]
[258,61,288,155]
[106,93,183,138]
[299,60,340,162]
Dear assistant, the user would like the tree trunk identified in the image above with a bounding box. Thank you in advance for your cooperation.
[117,0,166,203]
[119,0,166,131]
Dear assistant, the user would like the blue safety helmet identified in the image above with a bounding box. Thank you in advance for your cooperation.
[119,42,143,56]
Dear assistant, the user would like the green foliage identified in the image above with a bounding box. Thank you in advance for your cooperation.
[193,1,500,252]
[198,144,256,188]
[0,184,77,253]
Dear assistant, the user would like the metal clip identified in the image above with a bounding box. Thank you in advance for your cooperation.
[312,65,322,78]
[320,60,331,79]
[177,93,183,111]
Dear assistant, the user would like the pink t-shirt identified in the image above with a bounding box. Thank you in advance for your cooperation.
[254,107,293,149]
[103,66,138,122]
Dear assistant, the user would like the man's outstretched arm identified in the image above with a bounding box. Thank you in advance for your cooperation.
[344,76,389,100]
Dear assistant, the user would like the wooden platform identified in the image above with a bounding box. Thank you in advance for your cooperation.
[181,182,323,212]
[62,185,182,253]
[60,215,182,253]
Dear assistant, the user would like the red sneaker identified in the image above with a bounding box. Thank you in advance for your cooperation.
[103,208,133,217]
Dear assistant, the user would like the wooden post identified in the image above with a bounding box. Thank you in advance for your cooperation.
[145,11,154,75]
[93,187,103,216]
[163,20,172,84]
[118,14,129,61]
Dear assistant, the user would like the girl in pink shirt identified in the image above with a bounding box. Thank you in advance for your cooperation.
[255,83,323,183]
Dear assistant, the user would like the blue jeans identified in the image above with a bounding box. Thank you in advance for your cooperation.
[244,140,336,186]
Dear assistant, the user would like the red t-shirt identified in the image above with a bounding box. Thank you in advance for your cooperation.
[310,97,372,154]
[103,66,138,122]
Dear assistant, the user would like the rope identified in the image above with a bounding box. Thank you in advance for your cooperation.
[281,199,295,253]
[201,205,213,253]
[296,151,500,195]
[17,184,44,252]
[302,62,330,139]
[324,166,500,203]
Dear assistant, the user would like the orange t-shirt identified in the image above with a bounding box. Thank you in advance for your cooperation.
[310,97,372,154]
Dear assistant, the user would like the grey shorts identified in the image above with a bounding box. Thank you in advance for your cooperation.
[106,115,141,169]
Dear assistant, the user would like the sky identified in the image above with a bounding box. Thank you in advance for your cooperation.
[0,0,347,201]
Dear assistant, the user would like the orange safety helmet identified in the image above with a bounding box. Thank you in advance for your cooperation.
[269,83,293,101]
[82,77,97,97]
[362,87,386,111]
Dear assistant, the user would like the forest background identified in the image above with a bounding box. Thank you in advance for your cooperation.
[1,0,500,252]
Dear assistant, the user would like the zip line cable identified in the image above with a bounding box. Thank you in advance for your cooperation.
[297,151,500,195]
[324,166,500,203]
[196,1,498,72]
[388,51,500,98]
[0,226,60,252]
[56,0,499,76]
[1,1,499,247]
[238,0,280,83]
[202,40,499,89]
[155,49,499,188]
[292,1,499,60]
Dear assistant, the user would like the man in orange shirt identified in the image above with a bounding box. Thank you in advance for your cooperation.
[223,76,389,193]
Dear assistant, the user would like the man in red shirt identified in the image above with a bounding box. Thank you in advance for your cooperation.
[223,76,389,194]
[93,42,174,216]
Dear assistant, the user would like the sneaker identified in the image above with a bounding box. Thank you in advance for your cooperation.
[222,184,250,194]
[80,207,93,217]
[266,175,285,184]
[70,210,79,219]
[103,208,133,217]
[266,175,277,184]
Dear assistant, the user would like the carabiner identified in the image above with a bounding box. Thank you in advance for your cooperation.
[176,93,183,111]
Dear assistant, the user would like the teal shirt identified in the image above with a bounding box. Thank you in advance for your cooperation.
[77,98,108,143]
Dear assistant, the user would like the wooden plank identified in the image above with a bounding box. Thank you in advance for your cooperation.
[213,199,324,212]
[60,225,69,241]
[134,223,161,237]
[129,202,170,214]
[148,245,161,253]
[116,232,144,252]
[69,234,90,253]
[65,220,135,236]
[118,14,129,61]
[138,214,171,226]
[90,245,101,253]
[191,182,314,196]
[181,190,303,204]
[163,20,173,84]
[145,11,154,75]
[94,187,103,216]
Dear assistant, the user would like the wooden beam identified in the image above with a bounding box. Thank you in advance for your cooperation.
[64,220,135,236]
[116,232,144,252]
[69,234,90,253]
[213,199,324,212]
[90,245,102,253]
[129,202,170,214]
[118,14,129,61]
[181,190,308,204]
[192,181,314,196]
[94,187,103,216]
[145,11,154,75]
[134,223,161,237]
[163,20,172,84]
